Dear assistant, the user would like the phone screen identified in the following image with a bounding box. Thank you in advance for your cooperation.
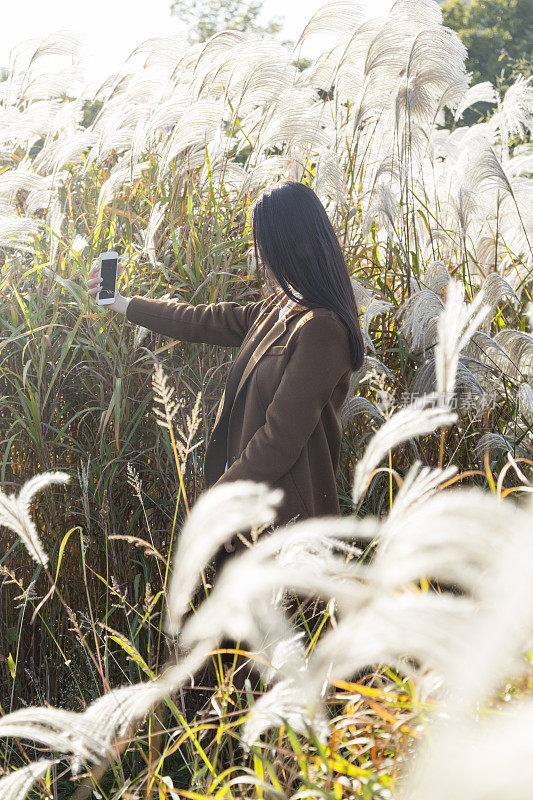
[99,256,117,300]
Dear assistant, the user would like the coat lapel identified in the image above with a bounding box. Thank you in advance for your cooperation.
[211,295,307,431]
[232,298,307,404]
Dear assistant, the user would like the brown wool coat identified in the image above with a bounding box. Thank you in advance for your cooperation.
[126,288,353,528]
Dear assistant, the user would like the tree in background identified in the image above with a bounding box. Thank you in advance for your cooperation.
[171,0,284,44]
[441,0,532,95]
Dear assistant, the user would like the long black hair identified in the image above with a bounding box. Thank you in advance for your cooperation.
[251,181,364,372]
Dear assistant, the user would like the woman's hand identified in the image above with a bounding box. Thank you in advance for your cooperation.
[86,255,130,315]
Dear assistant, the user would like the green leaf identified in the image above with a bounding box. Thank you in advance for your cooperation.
[7,652,16,679]
[55,527,81,584]
[108,633,156,679]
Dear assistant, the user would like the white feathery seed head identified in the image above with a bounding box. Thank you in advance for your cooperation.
[0,471,70,566]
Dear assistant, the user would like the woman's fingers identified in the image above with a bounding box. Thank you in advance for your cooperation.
[88,260,101,278]
[87,254,129,299]
[88,281,103,297]
[87,259,102,297]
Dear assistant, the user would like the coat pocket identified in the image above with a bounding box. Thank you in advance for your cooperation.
[266,344,286,356]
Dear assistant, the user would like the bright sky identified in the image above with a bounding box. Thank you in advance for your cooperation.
[0,0,394,81]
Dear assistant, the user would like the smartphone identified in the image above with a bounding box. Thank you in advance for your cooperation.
[97,252,118,305]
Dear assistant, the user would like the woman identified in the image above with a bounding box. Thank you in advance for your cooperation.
[86,181,364,544]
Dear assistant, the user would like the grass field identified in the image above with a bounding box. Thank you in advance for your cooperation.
[1,0,532,797]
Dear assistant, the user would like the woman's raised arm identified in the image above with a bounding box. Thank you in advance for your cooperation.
[86,258,266,346]
[125,293,266,346]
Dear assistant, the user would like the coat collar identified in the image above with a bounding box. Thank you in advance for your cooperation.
[266,287,307,320]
